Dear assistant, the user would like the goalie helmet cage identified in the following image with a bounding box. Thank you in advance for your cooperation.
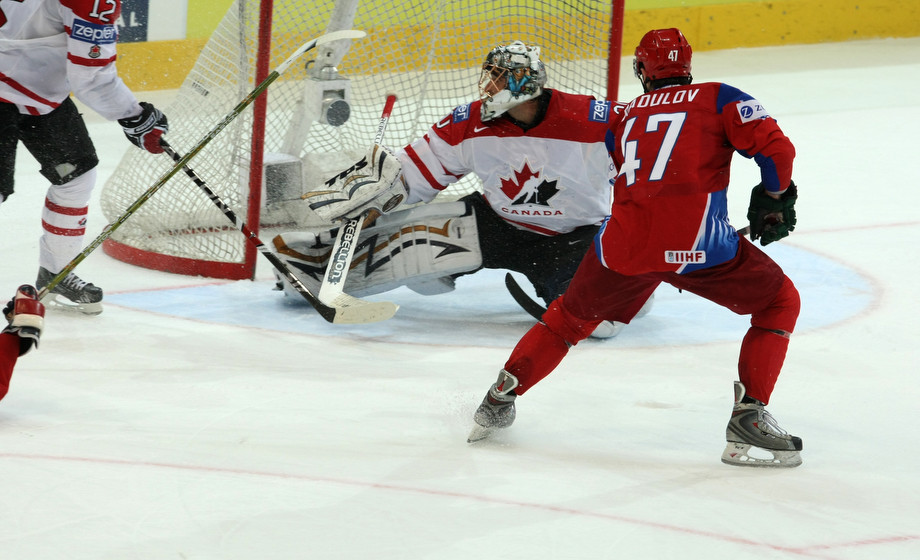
[100,0,626,280]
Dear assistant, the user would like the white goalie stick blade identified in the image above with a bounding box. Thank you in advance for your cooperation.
[318,216,398,324]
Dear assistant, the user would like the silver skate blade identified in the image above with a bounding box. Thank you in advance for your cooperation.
[721,442,802,468]
[41,294,103,316]
[467,424,494,444]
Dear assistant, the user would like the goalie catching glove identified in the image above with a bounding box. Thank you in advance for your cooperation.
[746,181,798,246]
[304,144,406,223]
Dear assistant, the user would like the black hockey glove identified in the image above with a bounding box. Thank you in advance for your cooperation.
[746,181,797,246]
[118,102,169,154]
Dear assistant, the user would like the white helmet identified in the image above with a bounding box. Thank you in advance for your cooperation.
[479,41,547,121]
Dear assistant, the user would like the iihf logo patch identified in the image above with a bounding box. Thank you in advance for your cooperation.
[665,250,706,264]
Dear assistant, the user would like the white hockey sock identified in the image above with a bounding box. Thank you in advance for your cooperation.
[39,168,96,273]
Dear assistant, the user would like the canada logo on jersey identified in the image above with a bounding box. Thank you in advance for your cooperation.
[499,161,561,210]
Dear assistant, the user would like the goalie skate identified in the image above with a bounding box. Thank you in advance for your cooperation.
[721,382,802,468]
[36,267,103,315]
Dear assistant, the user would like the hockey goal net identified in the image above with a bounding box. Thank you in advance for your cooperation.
[100,0,624,279]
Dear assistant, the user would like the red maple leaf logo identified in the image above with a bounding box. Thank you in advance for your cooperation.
[500,161,540,200]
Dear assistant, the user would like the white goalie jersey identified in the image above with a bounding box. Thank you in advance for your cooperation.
[398,90,623,235]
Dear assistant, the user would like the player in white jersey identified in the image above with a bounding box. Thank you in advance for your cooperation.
[1,0,169,314]
[276,41,650,337]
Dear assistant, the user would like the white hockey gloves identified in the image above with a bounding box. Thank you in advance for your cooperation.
[303,144,406,223]
[3,285,45,356]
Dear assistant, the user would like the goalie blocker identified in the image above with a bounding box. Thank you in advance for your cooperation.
[272,201,482,299]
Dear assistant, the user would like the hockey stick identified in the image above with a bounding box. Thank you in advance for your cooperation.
[160,142,394,324]
[504,273,547,322]
[37,29,367,301]
[316,94,399,316]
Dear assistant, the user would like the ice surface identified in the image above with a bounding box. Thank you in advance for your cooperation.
[1,38,918,559]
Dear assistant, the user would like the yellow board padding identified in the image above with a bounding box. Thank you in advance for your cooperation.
[117,38,208,91]
[627,0,920,51]
[119,0,920,91]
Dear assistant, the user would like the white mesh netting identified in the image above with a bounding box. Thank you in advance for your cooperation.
[100,0,614,277]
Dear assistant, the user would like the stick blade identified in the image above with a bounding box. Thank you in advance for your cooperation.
[328,296,399,324]
[316,29,367,45]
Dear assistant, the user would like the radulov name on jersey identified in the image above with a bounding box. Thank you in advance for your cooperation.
[665,250,706,264]
[627,88,700,111]
[71,20,118,44]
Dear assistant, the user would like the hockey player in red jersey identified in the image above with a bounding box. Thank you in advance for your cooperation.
[282,41,650,337]
[1,0,169,315]
[468,29,804,468]
[1,285,45,403]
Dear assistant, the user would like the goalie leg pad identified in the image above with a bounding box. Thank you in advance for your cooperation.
[272,201,482,299]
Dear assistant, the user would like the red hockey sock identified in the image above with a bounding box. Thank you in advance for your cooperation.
[738,327,790,405]
[503,322,571,396]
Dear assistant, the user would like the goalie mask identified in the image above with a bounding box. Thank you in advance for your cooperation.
[479,41,547,121]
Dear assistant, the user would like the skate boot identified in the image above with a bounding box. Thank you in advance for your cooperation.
[36,267,103,315]
[721,381,803,468]
[589,320,623,339]
[468,370,519,443]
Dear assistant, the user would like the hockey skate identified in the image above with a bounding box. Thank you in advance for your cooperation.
[721,381,803,468]
[36,267,103,315]
[590,320,623,339]
[468,370,518,443]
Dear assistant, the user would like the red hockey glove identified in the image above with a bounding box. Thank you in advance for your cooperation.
[3,285,45,356]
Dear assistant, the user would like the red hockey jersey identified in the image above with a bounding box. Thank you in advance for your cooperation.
[398,90,623,236]
[0,0,140,119]
[598,82,795,275]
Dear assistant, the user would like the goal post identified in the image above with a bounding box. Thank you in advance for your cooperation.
[100,0,625,280]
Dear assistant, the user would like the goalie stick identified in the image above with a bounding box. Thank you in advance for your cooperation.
[160,142,394,324]
[37,29,367,302]
[316,94,400,318]
[504,273,547,322]
[504,226,752,323]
